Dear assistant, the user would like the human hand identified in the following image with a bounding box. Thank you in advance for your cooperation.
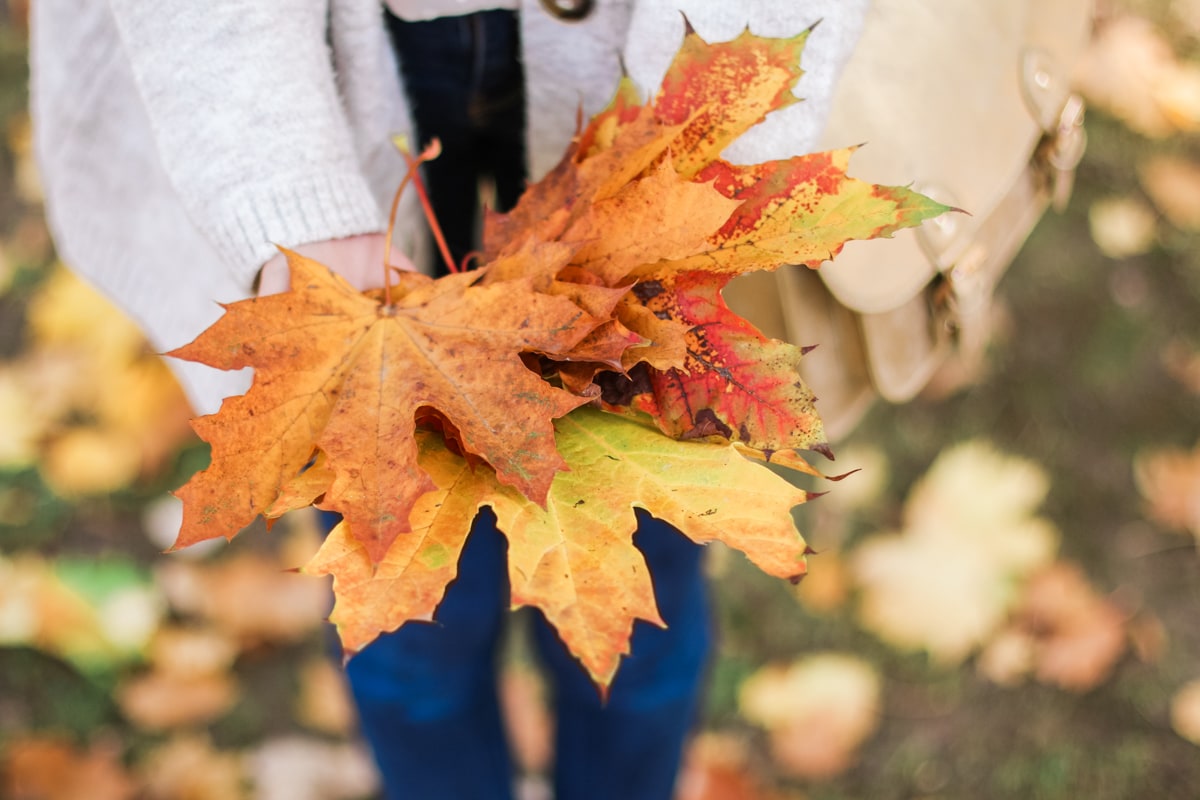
[257,233,417,296]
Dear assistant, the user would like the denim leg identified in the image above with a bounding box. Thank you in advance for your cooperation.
[533,511,713,800]
[343,509,515,800]
[385,10,526,274]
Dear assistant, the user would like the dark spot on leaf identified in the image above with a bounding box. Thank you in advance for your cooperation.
[632,280,665,302]
[682,408,731,440]
[596,364,653,406]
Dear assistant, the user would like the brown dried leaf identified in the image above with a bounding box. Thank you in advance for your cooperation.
[1018,562,1128,692]
[1140,154,1200,231]
[1074,15,1200,136]
[116,670,239,730]
[1,738,136,800]
[156,553,328,644]
[138,736,248,800]
[295,658,358,737]
[1134,440,1200,540]
[675,732,768,800]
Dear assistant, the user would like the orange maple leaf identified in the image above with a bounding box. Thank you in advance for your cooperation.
[170,253,597,561]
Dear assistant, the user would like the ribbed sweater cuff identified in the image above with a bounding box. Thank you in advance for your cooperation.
[208,171,386,287]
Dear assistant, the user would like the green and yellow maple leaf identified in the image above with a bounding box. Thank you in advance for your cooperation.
[306,408,813,687]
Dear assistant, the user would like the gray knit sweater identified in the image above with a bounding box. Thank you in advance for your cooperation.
[30,0,866,414]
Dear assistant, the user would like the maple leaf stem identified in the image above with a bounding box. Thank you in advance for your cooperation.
[400,139,459,276]
[383,171,415,307]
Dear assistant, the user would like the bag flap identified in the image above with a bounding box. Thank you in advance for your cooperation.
[815,0,1093,314]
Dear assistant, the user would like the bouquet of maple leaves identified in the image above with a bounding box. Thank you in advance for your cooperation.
[167,26,950,688]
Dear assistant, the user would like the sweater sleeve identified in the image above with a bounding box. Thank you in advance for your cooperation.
[622,0,869,162]
[105,0,387,287]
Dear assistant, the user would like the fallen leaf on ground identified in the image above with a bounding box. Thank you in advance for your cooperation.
[25,267,147,368]
[793,549,850,614]
[1074,15,1200,136]
[116,670,238,731]
[14,266,195,496]
[1161,339,1200,396]
[39,426,145,497]
[977,628,1036,687]
[295,657,358,737]
[0,364,50,469]
[675,732,769,800]
[246,737,379,800]
[1017,562,1128,691]
[0,553,159,674]
[1171,678,1200,747]
[0,242,12,297]
[1134,440,1200,541]
[1,737,135,800]
[1140,154,1200,231]
[138,736,247,800]
[852,441,1058,664]
[1088,196,1158,259]
[156,552,328,644]
[147,625,239,678]
[1128,612,1168,664]
[738,652,882,779]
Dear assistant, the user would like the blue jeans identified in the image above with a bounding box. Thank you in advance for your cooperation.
[343,509,712,800]
[385,9,527,276]
[338,11,715,799]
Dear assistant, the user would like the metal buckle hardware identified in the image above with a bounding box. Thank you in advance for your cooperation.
[539,0,594,22]
[1042,94,1087,211]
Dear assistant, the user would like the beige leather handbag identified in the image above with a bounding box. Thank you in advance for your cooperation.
[724,0,1094,441]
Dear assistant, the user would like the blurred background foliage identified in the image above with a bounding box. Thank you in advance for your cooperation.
[2,1,1200,798]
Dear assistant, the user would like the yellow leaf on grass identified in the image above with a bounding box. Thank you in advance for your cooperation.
[1171,678,1200,747]
[1134,440,1200,541]
[1140,154,1200,231]
[1088,196,1158,258]
[852,441,1058,664]
[0,364,49,469]
[139,735,248,800]
[40,426,144,497]
[739,653,881,779]
[116,670,239,731]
